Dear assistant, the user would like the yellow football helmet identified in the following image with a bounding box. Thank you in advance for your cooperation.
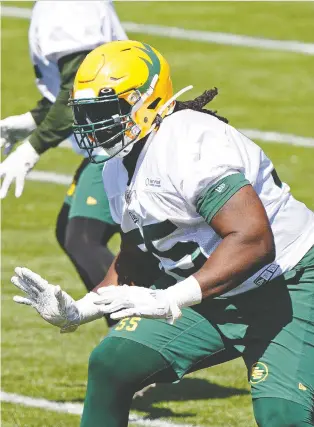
[69,40,175,162]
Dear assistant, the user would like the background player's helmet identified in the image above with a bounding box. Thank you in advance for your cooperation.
[69,40,173,162]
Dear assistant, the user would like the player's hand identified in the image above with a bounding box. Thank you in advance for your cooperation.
[11,267,81,333]
[94,285,182,324]
[0,112,36,155]
[11,267,107,333]
[0,140,40,199]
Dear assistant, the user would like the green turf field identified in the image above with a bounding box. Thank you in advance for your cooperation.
[1,2,314,427]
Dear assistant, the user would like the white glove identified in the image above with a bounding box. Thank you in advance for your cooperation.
[0,112,36,154]
[11,267,105,333]
[94,285,182,324]
[0,140,40,199]
[95,276,203,324]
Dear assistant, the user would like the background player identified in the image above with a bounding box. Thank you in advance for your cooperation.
[0,1,126,292]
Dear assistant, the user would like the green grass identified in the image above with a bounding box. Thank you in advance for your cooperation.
[2,1,34,7]
[1,2,314,427]
[116,1,314,43]
[2,403,81,427]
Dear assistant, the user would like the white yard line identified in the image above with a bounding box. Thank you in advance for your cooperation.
[238,129,314,148]
[2,6,314,56]
[27,170,72,185]
[1,390,196,427]
[122,23,314,56]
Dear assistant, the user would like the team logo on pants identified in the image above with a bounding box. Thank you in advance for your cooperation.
[250,362,269,384]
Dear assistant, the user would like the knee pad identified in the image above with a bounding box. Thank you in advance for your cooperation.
[254,397,312,427]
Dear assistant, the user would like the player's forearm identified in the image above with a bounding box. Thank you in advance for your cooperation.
[193,230,275,299]
[164,229,275,313]
[29,89,73,154]
[92,255,120,293]
[189,184,276,300]
[30,97,53,126]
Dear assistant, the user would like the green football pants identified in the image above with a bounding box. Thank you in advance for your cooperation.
[81,246,314,426]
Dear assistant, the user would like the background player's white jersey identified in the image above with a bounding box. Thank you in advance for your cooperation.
[103,109,314,296]
[29,0,127,155]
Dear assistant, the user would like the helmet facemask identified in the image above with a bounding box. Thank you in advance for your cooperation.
[69,72,163,163]
[70,88,141,163]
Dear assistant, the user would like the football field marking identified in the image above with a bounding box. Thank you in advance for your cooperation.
[2,6,314,56]
[238,129,314,148]
[27,170,73,185]
[1,390,196,427]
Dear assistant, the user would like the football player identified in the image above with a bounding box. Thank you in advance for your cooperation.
[12,41,314,427]
[0,1,126,292]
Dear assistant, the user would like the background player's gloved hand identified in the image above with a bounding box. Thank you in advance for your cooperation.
[0,140,40,199]
[11,267,106,333]
[0,112,36,155]
[94,284,182,324]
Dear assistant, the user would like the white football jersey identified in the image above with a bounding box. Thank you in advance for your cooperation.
[28,0,127,155]
[103,109,314,297]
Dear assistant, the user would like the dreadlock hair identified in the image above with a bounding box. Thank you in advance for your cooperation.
[175,87,228,124]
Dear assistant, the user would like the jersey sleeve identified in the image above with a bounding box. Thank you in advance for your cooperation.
[30,97,53,126]
[195,173,250,223]
[177,113,250,222]
[29,52,87,154]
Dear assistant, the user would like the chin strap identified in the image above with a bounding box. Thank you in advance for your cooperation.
[148,85,194,135]
[124,75,160,149]
[122,82,194,156]
[160,85,193,117]
[137,84,194,153]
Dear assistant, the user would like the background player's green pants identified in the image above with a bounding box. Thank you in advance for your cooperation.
[81,247,314,427]
[64,156,115,223]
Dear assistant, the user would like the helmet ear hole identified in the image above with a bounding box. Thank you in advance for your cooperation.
[99,87,115,96]
[147,97,161,110]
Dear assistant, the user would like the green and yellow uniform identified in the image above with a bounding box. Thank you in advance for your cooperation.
[67,39,314,426]
[110,247,314,415]
[81,109,314,427]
